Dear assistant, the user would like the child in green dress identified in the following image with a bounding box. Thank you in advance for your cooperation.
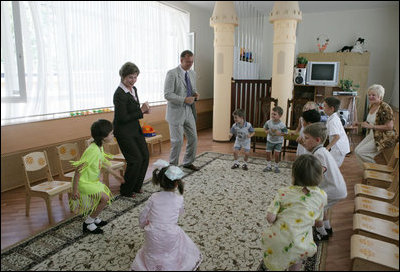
[70,119,124,234]
[261,154,327,271]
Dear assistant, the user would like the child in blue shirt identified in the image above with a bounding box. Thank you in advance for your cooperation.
[263,106,288,173]
[229,109,255,170]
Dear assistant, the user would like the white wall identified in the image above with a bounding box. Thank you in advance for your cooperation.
[164,1,215,99]
[262,6,399,108]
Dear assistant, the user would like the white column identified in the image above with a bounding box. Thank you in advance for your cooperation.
[269,1,302,123]
[210,1,238,141]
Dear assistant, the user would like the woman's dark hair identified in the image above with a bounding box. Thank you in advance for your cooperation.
[119,62,140,81]
[292,154,323,187]
[91,119,113,147]
[152,167,184,195]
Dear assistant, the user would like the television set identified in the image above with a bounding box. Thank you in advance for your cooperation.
[306,61,340,86]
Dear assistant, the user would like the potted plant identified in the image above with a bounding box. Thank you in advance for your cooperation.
[296,56,308,68]
[339,79,359,92]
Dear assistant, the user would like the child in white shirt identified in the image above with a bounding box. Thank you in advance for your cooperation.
[323,97,350,167]
[302,122,348,241]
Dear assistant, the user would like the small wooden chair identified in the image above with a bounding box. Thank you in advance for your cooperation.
[251,97,278,152]
[354,193,399,222]
[85,138,125,187]
[363,142,399,173]
[353,214,399,245]
[56,142,80,181]
[22,150,72,225]
[362,162,399,189]
[351,234,399,271]
[355,171,399,203]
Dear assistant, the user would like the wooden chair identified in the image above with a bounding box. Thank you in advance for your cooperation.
[355,171,399,203]
[354,193,399,222]
[56,142,80,181]
[282,98,309,158]
[362,161,399,189]
[252,97,278,152]
[363,142,399,173]
[85,138,125,188]
[103,137,126,162]
[351,234,399,271]
[22,150,72,225]
[353,214,399,245]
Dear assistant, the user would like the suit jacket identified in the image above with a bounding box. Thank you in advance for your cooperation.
[164,66,197,125]
[113,86,144,138]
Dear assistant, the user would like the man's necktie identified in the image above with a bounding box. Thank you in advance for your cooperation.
[185,72,192,97]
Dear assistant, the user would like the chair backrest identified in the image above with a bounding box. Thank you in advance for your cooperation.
[256,97,278,127]
[387,142,399,168]
[56,142,80,176]
[286,98,310,130]
[103,137,121,155]
[22,150,53,189]
[85,138,94,148]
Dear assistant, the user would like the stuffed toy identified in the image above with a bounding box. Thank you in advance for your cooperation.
[337,37,366,53]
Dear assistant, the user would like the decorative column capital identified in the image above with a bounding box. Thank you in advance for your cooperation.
[210,1,238,28]
[269,1,302,23]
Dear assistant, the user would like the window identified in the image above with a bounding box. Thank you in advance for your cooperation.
[1,1,191,125]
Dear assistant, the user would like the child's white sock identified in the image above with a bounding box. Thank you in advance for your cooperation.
[316,226,328,236]
[86,223,97,231]
[267,161,271,167]
[323,220,331,229]
[273,162,278,168]
[85,216,95,224]
[94,217,102,224]
[234,160,239,165]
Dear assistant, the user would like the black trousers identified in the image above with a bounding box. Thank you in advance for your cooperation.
[116,135,149,196]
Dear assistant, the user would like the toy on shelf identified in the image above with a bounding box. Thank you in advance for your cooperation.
[142,124,156,137]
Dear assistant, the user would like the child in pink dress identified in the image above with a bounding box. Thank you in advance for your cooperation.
[131,159,202,271]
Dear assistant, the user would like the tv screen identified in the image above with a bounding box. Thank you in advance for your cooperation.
[311,64,334,80]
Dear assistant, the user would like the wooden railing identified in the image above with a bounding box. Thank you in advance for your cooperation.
[230,78,272,127]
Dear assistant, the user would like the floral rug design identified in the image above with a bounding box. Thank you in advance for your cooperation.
[1,152,326,271]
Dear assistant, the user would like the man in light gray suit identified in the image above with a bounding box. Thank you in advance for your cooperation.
[164,50,200,171]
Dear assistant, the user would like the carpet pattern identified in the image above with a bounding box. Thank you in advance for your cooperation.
[1,152,326,271]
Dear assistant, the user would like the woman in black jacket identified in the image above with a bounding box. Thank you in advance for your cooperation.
[113,62,150,198]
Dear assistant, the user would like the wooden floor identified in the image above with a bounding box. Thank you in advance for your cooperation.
[1,128,374,271]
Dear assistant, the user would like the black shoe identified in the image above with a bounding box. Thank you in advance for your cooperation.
[183,164,200,171]
[242,164,248,171]
[314,232,329,242]
[325,227,333,236]
[83,222,104,234]
[94,220,108,227]
[231,163,240,169]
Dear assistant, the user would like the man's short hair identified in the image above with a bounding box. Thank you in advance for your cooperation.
[272,106,284,116]
[303,122,327,143]
[180,50,194,58]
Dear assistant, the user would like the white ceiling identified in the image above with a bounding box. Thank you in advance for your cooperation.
[183,1,398,15]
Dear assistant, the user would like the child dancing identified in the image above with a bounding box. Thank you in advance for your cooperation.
[261,154,327,270]
[131,159,202,271]
[70,119,124,234]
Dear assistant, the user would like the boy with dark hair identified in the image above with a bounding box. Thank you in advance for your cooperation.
[229,109,255,170]
[323,97,350,167]
[263,106,288,173]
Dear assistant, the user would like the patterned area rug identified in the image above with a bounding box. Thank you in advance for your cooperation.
[1,152,327,271]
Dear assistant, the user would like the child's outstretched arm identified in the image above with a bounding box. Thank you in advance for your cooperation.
[325,134,340,151]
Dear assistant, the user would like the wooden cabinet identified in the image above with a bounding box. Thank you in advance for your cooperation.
[298,52,370,123]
